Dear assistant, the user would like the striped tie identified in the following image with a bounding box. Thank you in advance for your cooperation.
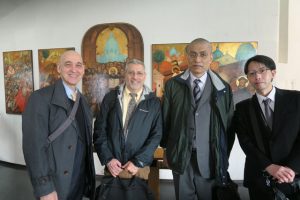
[193,79,201,105]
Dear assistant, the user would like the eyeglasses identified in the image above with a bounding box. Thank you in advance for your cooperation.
[126,71,145,77]
[247,68,270,78]
[187,51,208,59]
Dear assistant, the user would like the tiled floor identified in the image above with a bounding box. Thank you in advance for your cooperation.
[0,162,249,200]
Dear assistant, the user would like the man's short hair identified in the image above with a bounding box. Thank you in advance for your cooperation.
[185,38,212,53]
[244,55,276,74]
[125,59,145,71]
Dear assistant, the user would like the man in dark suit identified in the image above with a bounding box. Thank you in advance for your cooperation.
[22,50,95,200]
[234,55,300,199]
[161,38,235,200]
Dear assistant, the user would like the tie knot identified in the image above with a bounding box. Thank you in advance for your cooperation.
[263,98,271,105]
[129,93,137,99]
[194,79,201,85]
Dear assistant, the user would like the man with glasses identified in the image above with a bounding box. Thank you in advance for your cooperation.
[234,55,300,199]
[161,38,235,200]
[93,59,162,199]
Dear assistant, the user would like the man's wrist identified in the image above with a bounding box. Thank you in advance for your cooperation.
[132,159,144,168]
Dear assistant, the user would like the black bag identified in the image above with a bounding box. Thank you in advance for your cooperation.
[264,173,300,200]
[212,174,241,200]
[95,176,154,200]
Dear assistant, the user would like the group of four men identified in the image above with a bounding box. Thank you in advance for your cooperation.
[22,38,300,200]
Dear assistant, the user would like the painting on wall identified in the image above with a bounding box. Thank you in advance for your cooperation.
[82,23,144,116]
[3,50,34,114]
[152,43,188,97]
[152,41,258,104]
[38,47,75,88]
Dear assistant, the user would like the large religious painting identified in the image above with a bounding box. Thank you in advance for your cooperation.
[3,50,34,114]
[82,23,143,116]
[38,47,75,88]
[152,42,258,104]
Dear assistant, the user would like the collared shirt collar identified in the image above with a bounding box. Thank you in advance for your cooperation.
[124,86,143,101]
[256,86,276,110]
[189,71,207,83]
[181,69,225,91]
[189,71,207,89]
[62,81,77,100]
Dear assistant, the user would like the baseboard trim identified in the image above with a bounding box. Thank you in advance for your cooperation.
[0,161,244,186]
[0,160,26,170]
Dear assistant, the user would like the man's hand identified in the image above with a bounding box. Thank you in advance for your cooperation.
[265,164,295,183]
[40,191,58,200]
[107,158,123,177]
[122,161,139,175]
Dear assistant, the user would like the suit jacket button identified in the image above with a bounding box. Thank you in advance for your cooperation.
[68,145,73,150]
[41,177,47,183]
[64,170,69,175]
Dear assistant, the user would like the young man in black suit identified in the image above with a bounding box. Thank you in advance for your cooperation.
[234,55,300,199]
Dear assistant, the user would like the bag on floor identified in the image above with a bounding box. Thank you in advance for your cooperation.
[212,173,241,200]
[95,176,154,200]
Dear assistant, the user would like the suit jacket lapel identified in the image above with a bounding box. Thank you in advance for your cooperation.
[51,79,79,135]
[51,79,71,111]
[252,95,265,124]
[183,76,196,109]
[271,88,285,139]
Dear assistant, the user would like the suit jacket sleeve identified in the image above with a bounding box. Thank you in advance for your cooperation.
[22,92,55,197]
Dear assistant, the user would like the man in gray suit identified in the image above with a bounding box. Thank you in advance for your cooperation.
[161,38,235,200]
[22,50,95,200]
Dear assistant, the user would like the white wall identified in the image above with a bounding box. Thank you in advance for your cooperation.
[0,0,294,180]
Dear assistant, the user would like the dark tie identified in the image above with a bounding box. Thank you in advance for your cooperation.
[193,79,201,105]
[263,98,273,129]
[124,93,137,139]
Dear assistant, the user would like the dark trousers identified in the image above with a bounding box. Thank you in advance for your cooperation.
[172,151,214,200]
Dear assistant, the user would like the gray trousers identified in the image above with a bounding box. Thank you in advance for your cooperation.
[172,151,215,200]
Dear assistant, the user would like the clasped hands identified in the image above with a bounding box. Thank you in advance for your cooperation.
[107,158,139,177]
[266,164,296,184]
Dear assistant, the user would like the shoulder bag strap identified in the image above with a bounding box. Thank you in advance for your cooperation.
[47,92,81,143]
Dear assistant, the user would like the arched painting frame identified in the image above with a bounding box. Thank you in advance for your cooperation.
[81,23,144,116]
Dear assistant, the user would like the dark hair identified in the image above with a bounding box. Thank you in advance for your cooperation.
[244,55,276,74]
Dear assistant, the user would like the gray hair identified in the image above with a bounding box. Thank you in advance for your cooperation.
[185,38,212,53]
[125,59,145,71]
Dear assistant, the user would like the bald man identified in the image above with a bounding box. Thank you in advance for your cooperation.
[161,38,235,200]
[23,51,95,200]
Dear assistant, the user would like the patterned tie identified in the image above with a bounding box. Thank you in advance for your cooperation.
[193,79,201,105]
[124,93,137,139]
[263,98,273,129]
[71,90,77,101]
